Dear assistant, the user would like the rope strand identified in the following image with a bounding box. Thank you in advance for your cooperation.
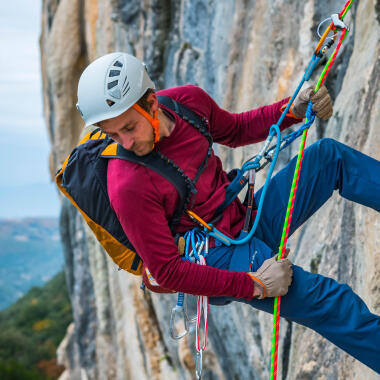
[270,2,353,378]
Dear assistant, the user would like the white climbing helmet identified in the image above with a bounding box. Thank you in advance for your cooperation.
[76,52,155,126]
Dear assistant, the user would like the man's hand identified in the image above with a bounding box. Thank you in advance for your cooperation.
[247,250,293,299]
[292,85,333,120]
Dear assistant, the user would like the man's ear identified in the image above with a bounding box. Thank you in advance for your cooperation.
[148,92,159,112]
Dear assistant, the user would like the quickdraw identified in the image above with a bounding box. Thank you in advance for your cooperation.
[169,2,354,379]
[169,229,209,379]
[195,254,209,380]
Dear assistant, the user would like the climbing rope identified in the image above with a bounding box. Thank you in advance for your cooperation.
[169,3,353,379]
[270,2,353,379]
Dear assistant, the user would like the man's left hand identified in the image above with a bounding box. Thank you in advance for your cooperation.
[292,85,333,120]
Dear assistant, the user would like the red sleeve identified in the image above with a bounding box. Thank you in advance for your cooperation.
[160,85,302,148]
[108,164,254,299]
[208,96,300,147]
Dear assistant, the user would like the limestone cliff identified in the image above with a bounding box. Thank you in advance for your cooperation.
[40,0,380,379]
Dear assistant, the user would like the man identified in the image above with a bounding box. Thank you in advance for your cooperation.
[76,52,380,372]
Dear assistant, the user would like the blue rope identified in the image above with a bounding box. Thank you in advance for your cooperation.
[214,54,321,218]
[209,101,316,246]
[265,101,316,158]
[176,292,185,307]
[208,51,321,247]
[175,104,316,310]
[209,122,281,245]
[175,105,316,310]
[172,39,323,345]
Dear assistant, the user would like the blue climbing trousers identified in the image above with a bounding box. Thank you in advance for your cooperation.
[207,138,380,373]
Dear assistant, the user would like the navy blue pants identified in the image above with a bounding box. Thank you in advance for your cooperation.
[207,138,380,372]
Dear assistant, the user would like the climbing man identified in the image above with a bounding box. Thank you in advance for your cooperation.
[75,52,380,372]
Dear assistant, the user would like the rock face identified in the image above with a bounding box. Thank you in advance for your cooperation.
[40,0,379,379]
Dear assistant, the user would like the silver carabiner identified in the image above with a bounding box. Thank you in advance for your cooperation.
[187,241,200,262]
[331,13,349,31]
[169,304,189,340]
[196,349,203,379]
[194,240,205,261]
[185,297,198,326]
[204,235,209,256]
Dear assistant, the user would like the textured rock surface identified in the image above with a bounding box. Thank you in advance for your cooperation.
[41,0,379,379]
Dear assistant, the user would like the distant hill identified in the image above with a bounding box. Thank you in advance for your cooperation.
[0,217,64,310]
[0,271,72,379]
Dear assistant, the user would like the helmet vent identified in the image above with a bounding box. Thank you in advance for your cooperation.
[122,85,131,96]
[122,75,130,96]
[109,70,121,77]
[106,99,115,107]
[114,60,123,68]
[107,80,118,90]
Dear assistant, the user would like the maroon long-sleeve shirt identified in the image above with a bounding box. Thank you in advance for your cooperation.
[107,85,299,299]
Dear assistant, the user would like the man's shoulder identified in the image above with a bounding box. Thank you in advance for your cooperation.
[157,84,204,97]
[157,85,212,117]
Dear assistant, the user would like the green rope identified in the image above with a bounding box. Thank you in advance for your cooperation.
[269,3,353,378]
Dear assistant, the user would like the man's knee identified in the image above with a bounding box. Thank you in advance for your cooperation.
[317,137,340,153]
[282,267,342,320]
[308,137,342,166]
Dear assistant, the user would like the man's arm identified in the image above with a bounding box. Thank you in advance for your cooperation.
[108,164,255,298]
[205,85,332,145]
[160,85,301,148]
[208,95,301,148]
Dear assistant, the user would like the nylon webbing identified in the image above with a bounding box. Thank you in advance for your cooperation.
[158,96,213,188]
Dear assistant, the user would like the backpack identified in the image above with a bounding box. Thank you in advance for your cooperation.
[56,96,212,275]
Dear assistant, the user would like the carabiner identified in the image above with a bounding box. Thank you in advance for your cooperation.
[196,349,203,379]
[169,304,188,340]
[185,295,198,326]
[331,13,349,31]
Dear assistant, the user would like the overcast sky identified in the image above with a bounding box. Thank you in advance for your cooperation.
[0,0,60,218]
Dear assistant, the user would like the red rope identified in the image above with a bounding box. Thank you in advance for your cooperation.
[270,2,352,378]
[272,128,308,380]
[339,1,350,17]
[320,30,347,89]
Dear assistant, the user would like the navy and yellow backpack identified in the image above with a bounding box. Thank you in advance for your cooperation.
[56,96,212,275]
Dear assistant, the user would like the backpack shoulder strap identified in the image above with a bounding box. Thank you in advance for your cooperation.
[101,142,194,230]
[157,95,211,141]
[157,95,213,184]
[101,143,195,203]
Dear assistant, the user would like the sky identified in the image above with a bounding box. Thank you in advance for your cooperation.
[0,0,60,218]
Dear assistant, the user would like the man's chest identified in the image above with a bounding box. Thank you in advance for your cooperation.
[156,120,212,182]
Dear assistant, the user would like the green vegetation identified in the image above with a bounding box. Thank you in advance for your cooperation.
[0,271,72,379]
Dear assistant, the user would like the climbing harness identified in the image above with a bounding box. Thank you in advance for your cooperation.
[168,2,353,378]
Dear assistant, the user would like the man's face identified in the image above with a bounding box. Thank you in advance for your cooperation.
[99,101,156,156]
